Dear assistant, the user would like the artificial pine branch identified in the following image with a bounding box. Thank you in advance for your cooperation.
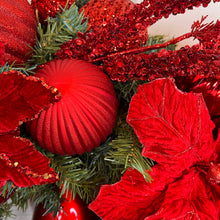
[0,202,14,220]
[29,3,88,66]
[27,110,153,205]
[75,0,90,8]
[10,184,61,218]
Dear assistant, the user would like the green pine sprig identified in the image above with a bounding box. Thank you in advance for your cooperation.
[75,0,90,9]
[0,202,14,220]
[29,3,88,66]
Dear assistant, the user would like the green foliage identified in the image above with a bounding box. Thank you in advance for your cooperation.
[25,109,152,208]
[0,202,14,220]
[75,0,90,8]
[0,63,10,73]
[0,183,61,218]
[30,3,88,66]
[12,184,61,218]
[114,79,144,103]
[0,62,38,76]
[146,35,177,53]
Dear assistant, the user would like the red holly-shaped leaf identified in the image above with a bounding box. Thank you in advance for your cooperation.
[127,78,216,177]
[0,71,60,133]
[0,134,58,187]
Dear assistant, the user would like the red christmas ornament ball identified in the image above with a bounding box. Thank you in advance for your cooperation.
[33,193,99,220]
[0,0,37,64]
[27,59,118,155]
[32,0,75,23]
[81,0,135,30]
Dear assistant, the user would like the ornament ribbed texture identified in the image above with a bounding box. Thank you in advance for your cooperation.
[0,0,37,64]
[27,59,118,155]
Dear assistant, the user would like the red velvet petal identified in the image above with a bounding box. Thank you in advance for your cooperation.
[145,168,219,220]
[0,71,60,133]
[0,134,59,187]
[127,78,216,178]
[89,166,175,220]
[206,180,220,217]
[90,167,220,220]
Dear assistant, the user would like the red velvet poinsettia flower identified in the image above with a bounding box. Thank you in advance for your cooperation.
[0,70,60,191]
[89,78,220,219]
[127,78,216,179]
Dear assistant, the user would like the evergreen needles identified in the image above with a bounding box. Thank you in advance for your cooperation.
[30,4,88,66]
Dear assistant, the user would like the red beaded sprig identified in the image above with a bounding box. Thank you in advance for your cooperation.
[56,17,220,82]
[56,0,220,64]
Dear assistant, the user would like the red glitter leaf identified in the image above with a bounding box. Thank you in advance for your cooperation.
[0,71,60,134]
[0,134,58,187]
[127,78,216,177]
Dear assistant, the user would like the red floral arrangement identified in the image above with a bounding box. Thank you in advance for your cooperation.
[0,0,220,219]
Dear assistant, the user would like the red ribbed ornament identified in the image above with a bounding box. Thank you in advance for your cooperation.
[27,59,118,155]
[81,0,135,30]
[0,0,37,64]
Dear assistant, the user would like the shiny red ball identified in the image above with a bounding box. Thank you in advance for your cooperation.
[0,0,37,64]
[33,194,99,220]
[27,59,118,155]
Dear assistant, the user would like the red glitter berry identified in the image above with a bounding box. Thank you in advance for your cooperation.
[81,0,135,30]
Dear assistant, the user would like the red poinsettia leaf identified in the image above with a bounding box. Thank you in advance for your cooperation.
[145,168,219,220]
[0,134,59,187]
[127,78,216,177]
[0,70,60,133]
[90,166,220,220]
[89,165,175,220]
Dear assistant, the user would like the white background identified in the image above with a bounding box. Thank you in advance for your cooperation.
[8,0,220,219]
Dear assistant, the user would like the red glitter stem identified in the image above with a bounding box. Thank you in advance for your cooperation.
[91,32,193,63]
